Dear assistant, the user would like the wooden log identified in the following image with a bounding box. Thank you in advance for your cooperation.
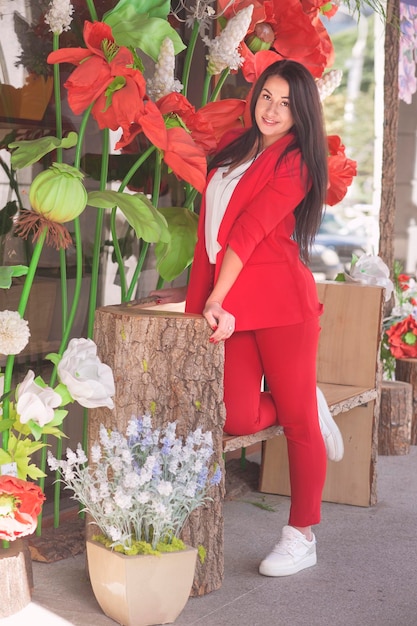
[90,305,226,596]
[0,539,33,618]
[395,358,417,445]
[379,380,412,455]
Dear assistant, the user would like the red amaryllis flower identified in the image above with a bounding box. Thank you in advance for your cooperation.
[301,0,340,19]
[326,135,357,206]
[0,475,45,541]
[386,315,417,359]
[240,0,334,80]
[48,21,167,152]
[198,99,247,147]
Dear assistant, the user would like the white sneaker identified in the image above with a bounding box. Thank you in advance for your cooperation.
[259,526,317,577]
[317,386,344,462]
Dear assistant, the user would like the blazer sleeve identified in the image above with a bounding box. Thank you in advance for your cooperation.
[227,153,308,265]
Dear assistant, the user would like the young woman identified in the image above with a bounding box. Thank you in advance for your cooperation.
[152,59,343,576]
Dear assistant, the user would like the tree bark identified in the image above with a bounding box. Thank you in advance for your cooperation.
[379,380,412,454]
[379,0,400,312]
[395,358,417,444]
[89,305,226,596]
[0,540,33,618]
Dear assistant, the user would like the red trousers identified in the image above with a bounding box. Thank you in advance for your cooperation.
[223,318,326,527]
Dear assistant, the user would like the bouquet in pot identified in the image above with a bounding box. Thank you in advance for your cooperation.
[48,414,222,555]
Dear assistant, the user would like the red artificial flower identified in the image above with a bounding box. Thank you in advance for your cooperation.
[301,0,340,19]
[239,0,334,81]
[48,21,167,151]
[398,273,411,291]
[0,475,45,541]
[326,135,357,206]
[386,315,417,359]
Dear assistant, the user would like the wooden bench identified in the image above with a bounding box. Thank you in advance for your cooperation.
[223,281,385,507]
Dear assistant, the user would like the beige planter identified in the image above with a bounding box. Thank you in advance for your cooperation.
[0,539,33,618]
[86,539,197,626]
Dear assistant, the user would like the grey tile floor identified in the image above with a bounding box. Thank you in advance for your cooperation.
[1,447,417,626]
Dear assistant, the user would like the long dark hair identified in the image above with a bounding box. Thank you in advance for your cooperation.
[209,59,328,263]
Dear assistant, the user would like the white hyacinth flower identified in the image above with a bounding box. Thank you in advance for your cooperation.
[45,0,74,34]
[147,38,183,101]
[204,4,253,75]
[0,310,30,355]
[316,69,343,101]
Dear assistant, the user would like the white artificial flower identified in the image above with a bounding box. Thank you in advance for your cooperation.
[45,0,74,34]
[157,481,173,496]
[0,310,30,355]
[90,444,102,464]
[347,254,394,302]
[16,370,62,427]
[147,38,183,101]
[114,488,133,510]
[57,338,115,409]
[316,69,343,101]
[204,5,253,75]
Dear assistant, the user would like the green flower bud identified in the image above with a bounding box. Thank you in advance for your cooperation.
[245,23,275,53]
[29,163,87,224]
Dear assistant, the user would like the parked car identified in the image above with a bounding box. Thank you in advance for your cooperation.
[314,211,368,270]
[308,242,342,281]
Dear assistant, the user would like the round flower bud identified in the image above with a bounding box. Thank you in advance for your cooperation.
[29,162,87,224]
[246,23,275,52]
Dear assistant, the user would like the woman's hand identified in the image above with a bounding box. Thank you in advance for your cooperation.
[149,286,187,305]
[203,301,235,343]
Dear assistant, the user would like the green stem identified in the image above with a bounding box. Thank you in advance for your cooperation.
[210,68,230,102]
[1,230,47,448]
[201,72,212,107]
[181,21,200,98]
[110,145,157,301]
[85,0,98,21]
[87,129,110,338]
[126,242,149,301]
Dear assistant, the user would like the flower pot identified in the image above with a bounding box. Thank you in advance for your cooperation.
[86,539,198,626]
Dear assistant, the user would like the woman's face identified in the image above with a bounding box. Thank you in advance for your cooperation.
[254,75,294,147]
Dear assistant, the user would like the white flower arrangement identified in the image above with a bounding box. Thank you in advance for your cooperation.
[0,310,30,355]
[0,336,115,480]
[48,415,222,555]
[204,5,253,75]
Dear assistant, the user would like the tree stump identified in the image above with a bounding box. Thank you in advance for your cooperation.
[395,358,417,445]
[379,380,412,455]
[90,305,226,596]
[0,539,33,618]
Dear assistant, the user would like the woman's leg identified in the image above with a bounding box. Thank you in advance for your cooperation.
[223,330,278,435]
[256,319,326,527]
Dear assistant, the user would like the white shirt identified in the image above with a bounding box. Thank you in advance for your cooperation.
[205,160,253,263]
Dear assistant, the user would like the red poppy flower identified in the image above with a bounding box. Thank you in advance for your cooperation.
[326,135,357,206]
[0,475,45,541]
[386,315,417,359]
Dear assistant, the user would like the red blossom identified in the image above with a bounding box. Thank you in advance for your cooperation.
[239,0,334,81]
[398,273,411,290]
[48,21,167,152]
[386,315,417,359]
[0,475,45,542]
[326,135,357,206]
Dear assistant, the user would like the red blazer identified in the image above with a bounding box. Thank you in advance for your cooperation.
[185,131,323,331]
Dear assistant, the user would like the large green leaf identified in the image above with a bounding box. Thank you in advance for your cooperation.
[0,265,28,289]
[104,5,185,61]
[155,207,198,282]
[87,190,170,244]
[9,132,78,170]
[104,0,171,20]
